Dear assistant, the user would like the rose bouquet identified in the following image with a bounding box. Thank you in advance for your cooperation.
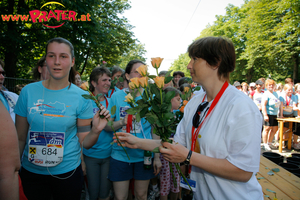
[124,57,192,190]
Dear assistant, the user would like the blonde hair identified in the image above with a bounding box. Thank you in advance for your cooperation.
[277,83,283,91]
[283,83,293,91]
[295,83,300,91]
[241,82,248,87]
[265,79,276,86]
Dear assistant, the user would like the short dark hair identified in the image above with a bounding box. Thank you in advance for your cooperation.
[179,83,191,93]
[32,56,46,80]
[188,36,235,81]
[89,67,111,92]
[173,71,185,77]
[111,66,124,78]
[178,77,190,88]
[158,70,169,77]
[164,86,181,96]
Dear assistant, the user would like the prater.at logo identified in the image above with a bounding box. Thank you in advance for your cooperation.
[1,1,91,28]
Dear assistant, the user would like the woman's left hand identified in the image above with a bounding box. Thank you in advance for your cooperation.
[153,156,162,176]
[159,142,189,163]
[92,105,111,132]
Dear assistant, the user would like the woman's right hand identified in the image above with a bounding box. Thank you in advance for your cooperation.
[264,115,269,122]
[113,132,140,149]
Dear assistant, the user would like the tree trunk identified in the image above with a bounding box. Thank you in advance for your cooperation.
[4,0,18,78]
[293,54,299,81]
[80,49,90,75]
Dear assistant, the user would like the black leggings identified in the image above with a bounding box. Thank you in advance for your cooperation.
[20,165,83,200]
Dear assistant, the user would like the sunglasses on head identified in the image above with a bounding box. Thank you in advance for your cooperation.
[0,71,6,76]
[192,101,209,128]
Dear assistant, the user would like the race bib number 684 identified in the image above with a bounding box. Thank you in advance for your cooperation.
[28,131,65,167]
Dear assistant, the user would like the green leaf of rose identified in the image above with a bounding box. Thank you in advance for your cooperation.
[164,76,173,84]
[82,94,95,100]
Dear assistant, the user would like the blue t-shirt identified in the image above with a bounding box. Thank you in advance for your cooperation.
[14,82,93,175]
[0,91,9,112]
[261,91,280,115]
[107,86,120,98]
[279,93,297,115]
[83,98,113,159]
[108,89,152,163]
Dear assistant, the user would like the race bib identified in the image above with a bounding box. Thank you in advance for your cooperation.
[180,177,196,192]
[120,106,142,133]
[28,131,65,167]
[283,106,293,113]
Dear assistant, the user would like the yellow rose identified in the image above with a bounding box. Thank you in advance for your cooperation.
[153,76,165,89]
[136,65,148,77]
[184,87,190,93]
[130,77,140,88]
[151,57,164,69]
[80,81,89,91]
[128,82,136,90]
[124,93,134,103]
[138,77,148,88]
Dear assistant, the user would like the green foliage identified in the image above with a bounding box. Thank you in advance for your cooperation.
[169,53,191,77]
[170,0,300,84]
[0,0,146,80]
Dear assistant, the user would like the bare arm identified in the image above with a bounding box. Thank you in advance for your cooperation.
[152,131,161,176]
[15,114,29,158]
[279,102,283,117]
[104,114,129,132]
[78,106,110,149]
[113,132,161,151]
[262,100,268,121]
[0,102,20,200]
[160,142,252,182]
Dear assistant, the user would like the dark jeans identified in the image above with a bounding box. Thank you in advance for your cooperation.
[20,165,83,200]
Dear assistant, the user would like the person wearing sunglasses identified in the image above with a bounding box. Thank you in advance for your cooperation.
[113,37,263,200]
[0,59,19,122]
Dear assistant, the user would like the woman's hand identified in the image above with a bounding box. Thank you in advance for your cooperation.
[264,115,269,122]
[113,132,141,149]
[153,156,162,176]
[159,142,189,163]
[92,105,111,132]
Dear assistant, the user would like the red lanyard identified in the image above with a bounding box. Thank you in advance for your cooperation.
[92,92,109,108]
[286,95,291,106]
[191,81,229,152]
[107,89,115,98]
[103,96,108,108]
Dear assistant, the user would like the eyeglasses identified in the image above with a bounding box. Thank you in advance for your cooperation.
[0,71,6,76]
[192,101,209,128]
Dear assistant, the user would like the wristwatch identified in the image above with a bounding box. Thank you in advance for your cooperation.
[184,150,192,165]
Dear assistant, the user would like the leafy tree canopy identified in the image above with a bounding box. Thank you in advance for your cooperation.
[0,0,146,80]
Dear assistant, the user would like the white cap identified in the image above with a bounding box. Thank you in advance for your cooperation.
[249,82,255,87]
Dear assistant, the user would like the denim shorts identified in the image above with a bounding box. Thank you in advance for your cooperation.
[108,157,156,181]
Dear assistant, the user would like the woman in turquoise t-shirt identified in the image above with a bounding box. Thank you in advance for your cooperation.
[105,60,161,200]
[261,79,280,151]
[83,66,113,200]
[15,37,110,200]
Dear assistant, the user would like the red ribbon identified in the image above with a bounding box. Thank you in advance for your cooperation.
[126,114,133,133]
[286,95,291,106]
[189,81,229,173]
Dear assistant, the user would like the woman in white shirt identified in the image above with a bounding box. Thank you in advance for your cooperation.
[114,37,263,200]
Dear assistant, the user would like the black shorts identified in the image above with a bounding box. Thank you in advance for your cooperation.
[283,114,294,128]
[264,115,278,126]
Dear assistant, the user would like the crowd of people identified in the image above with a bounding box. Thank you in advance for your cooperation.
[233,77,300,150]
[0,36,298,200]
